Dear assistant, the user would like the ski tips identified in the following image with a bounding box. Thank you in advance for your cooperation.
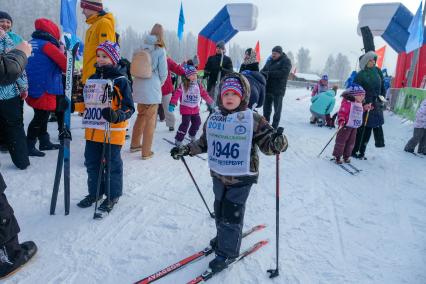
[254,224,267,230]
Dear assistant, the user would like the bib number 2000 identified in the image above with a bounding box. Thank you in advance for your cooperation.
[84,107,102,120]
[211,141,239,159]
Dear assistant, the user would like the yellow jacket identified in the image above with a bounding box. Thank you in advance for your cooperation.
[82,12,116,83]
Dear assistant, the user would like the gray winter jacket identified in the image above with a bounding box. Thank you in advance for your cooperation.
[132,35,168,104]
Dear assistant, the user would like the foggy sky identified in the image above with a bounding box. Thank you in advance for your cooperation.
[101,0,419,75]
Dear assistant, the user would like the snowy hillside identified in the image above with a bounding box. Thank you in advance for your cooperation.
[1,88,425,284]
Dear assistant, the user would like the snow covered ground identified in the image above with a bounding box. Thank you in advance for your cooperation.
[1,88,425,284]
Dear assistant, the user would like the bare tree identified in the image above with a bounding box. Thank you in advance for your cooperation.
[323,55,336,78]
[296,47,311,73]
[334,53,351,81]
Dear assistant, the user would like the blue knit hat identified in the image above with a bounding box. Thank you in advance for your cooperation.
[321,74,328,81]
[184,64,197,78]
[221,77,243,99]
[97,41,120,65]
[344,84,365,96]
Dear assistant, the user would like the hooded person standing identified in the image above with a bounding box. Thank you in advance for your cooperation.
[352,51,386,159]
[80,0,116,84]
[239,48,259,72]
[261,45,292,129]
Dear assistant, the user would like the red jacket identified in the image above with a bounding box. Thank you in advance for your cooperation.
[26,19,66,111]
[161,57,185,95]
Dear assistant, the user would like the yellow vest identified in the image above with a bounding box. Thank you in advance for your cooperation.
[82,13,116,83]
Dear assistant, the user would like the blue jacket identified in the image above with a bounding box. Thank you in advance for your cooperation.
[26,38,63,98]
[310,90,336,115]
[241,70,266,108]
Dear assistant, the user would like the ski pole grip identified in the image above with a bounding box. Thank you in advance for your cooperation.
[276,127,284,135]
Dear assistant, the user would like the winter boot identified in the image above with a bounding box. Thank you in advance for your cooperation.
[77,195,103,208]
[169,126,174,132]
[27,138,45,157]
[0,241,37,279]
[39,134,60,151]
[208,255,235,273]
[98,197,119,212]
[333,156,343,164]
[0,143,8,153]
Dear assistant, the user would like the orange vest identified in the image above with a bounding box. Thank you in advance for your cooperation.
[75,86,128,145]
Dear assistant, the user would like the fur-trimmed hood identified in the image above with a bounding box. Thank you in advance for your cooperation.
[218,72,251,114]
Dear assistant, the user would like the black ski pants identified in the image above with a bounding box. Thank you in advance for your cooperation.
[212,177,252,259]
[0,172,21,255]
[0,96,29,169]
[263,93,284,129]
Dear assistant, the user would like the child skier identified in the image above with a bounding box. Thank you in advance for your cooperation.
[332,84,366,164]
[169,64,213,145]
[404,99,426,155]
[75,41,134,212]
[311,74,329,97]
[170,73,288,272]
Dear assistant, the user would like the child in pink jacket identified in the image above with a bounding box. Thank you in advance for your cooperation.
[332,84,366,164]
[169,65,213,145]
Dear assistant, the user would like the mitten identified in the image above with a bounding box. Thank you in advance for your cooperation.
[271,127,287,154]
[170,145,190,160]
[168,104,175,113]
[101,107,119,123]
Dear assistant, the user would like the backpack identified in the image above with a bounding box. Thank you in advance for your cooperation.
[130,49,152,79]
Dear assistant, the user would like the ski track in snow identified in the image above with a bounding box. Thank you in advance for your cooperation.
[1,88,425,284]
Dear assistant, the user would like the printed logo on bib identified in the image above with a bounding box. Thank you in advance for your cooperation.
[206,109,254,176]
[82,79,113,129]
[346,102,363,128]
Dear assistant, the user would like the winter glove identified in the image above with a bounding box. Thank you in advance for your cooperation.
[271,127,287,154]
[170,145,190,160]
[101,107,120,123]
[168,104,175,113]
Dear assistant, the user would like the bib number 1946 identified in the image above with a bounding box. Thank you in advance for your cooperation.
[211,140,239,159]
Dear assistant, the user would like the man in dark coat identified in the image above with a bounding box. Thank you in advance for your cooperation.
[0,35,37,279]
[352,51,386,159]
[204,41,233,102]
[261,45,292,128]
[241,70,266,109]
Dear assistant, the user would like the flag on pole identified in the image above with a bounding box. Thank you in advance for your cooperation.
[177,2,185,41]
[405,1,424,53]
[375,45,386,68]
[255,40,260,62]
[60,0,77,36]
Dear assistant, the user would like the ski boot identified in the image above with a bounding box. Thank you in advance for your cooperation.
[77,195,103,208]
[39,134,60,151]
[27,138,45,157]
[98,197,119,212]
[0,241,37,279]
[343,157,351,163]
[208,255,235,273]
[169,127,175,132]
[333,156,343,164]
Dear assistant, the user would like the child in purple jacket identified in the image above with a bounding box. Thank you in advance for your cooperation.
[169,65,213,145]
